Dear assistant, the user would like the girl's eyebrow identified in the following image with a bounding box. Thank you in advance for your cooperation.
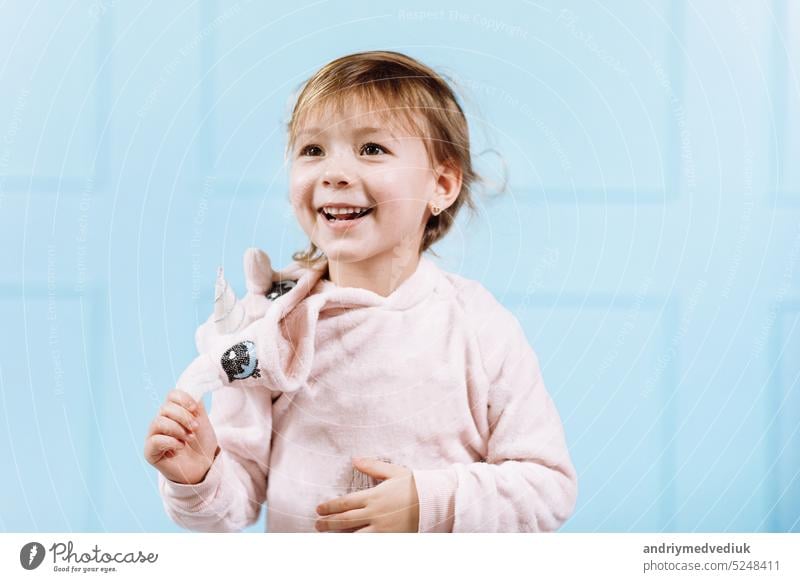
[296,126,398,139]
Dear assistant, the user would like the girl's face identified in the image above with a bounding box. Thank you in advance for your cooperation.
[288,105,440,268]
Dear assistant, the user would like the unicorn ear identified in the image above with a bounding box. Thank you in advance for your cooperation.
[243,247,273,294]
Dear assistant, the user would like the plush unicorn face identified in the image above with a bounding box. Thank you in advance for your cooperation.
[220,340,261,382]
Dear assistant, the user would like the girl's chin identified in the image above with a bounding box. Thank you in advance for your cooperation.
[315,239,389,262]
[316,242,370,259]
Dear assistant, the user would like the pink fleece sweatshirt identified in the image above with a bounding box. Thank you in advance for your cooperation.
[158,253,578,532]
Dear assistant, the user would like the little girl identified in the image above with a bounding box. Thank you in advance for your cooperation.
[144,50,578,533]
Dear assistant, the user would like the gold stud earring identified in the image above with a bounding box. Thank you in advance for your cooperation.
[430,203,442,216]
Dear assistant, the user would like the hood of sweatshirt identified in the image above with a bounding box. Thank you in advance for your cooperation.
[179,254,442,399]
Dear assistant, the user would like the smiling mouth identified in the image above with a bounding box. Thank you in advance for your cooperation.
[318,207,375,222]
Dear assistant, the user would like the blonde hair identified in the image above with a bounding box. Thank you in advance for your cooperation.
[286,50,482,267]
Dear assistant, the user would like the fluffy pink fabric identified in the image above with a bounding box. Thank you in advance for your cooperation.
[159,251,577,532]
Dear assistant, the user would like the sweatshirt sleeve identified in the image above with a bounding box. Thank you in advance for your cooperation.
[412,286,578,533]
[158,379,273,532]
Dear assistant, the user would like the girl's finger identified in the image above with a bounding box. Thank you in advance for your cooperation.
[316,490,369,516]
[153,415,192,440]
[353,526,376,533]
[159,401,198,434]
[316,508,370,532]
[167,389,198,415]
[148,434,185,454]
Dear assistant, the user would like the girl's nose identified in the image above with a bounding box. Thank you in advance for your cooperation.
[321,170,351,188]
[321,155,353,188]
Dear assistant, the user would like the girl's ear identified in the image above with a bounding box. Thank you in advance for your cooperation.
[433,159,463,210]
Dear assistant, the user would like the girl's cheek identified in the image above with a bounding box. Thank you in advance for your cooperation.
[288,188,302,208]
[288,176,312,207]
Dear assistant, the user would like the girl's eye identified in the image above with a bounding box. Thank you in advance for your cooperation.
[300,145,323,157]
[360,142,388,156]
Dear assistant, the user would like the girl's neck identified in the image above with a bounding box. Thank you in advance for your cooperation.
[324,251,421,298]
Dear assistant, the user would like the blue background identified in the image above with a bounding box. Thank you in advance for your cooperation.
[0,0,798,533]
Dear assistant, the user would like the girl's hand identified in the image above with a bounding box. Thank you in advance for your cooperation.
[315,458,420,533]
[144,389,220,485]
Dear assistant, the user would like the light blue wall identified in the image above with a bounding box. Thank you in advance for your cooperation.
[0,0,797,533]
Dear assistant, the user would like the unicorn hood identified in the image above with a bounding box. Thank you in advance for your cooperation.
[177,247,439,400]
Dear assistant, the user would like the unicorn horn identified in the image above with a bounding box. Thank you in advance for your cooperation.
[213,266,245,334]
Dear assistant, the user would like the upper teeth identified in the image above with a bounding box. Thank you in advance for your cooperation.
[322,207,368,215]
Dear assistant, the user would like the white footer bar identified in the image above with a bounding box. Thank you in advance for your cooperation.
[1,533,797,581]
